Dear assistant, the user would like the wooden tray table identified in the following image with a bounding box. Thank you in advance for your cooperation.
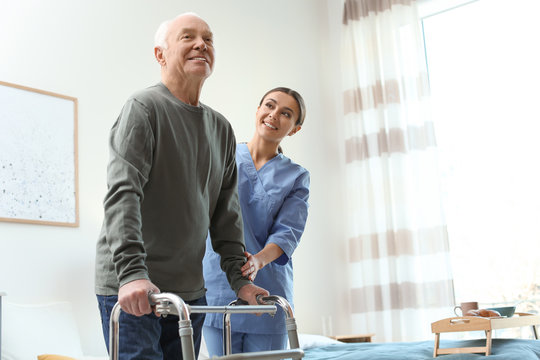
[431,312,540,357]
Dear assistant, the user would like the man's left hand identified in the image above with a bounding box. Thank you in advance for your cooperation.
[237,283,270,309]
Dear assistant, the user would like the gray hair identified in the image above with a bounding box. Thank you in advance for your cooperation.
[154,12,201,50]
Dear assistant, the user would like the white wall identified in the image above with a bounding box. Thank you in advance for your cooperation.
[0,0,347,355]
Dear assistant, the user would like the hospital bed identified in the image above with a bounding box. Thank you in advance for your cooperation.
[109,292,304,360]
[300,312,540,359]
[302,338,540,359]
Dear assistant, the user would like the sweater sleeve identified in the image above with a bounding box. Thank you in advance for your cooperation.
[103,98,154,287]
[209,134,251,294]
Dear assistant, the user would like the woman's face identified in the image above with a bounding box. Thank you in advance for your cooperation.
[255,91,301,144]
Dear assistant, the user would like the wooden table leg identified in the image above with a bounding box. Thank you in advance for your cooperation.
[433,333,440,358]
[485,330,492,356]
[532,325,539,340]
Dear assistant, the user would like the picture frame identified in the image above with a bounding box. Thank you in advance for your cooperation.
[0,81,79,227]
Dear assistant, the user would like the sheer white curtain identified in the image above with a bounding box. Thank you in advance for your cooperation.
[342,0,454,341]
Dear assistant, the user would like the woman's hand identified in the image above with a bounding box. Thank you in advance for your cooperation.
[241,251,264,281]
[241,244,285,281]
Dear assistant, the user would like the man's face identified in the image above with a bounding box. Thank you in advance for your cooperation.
[160,14,215,82]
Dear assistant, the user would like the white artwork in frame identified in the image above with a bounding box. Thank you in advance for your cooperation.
[0,81,79,227]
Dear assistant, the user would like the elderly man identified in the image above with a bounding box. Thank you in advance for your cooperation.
[95,12,268,359]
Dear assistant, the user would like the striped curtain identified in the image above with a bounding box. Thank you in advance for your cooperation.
[342,0,455,341]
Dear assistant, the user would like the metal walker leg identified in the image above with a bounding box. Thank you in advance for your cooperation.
[109,293,195,360]
[109,292,304,360]
[222,295,301,358]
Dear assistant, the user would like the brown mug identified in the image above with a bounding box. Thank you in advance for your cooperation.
[454,301,478,316]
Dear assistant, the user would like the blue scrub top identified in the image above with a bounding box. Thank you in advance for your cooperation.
[203,143,310,334]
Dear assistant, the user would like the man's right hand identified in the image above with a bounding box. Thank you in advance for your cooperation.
[118,279,160,316]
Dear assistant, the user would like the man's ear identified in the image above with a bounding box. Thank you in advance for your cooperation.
[288,125,301,136]
[154,47,165,66]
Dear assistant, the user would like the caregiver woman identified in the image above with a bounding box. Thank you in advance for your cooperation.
[202,87,310,355]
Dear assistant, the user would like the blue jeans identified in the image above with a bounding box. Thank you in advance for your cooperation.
[97,294,206,360]
[203,325,287,356]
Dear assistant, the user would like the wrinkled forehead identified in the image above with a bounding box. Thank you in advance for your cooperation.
[169,14,212,37]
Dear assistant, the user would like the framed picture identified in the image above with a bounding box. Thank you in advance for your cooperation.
[0,81,79,227]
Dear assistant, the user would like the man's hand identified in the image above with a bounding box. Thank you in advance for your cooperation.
[237,283,270,311]
[118,279,160,316]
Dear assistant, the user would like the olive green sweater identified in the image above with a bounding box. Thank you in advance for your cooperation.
[95,83,250,300]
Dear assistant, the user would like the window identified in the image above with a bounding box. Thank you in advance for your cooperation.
[421,0,540,323]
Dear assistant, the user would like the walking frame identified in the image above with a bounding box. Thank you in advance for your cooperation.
[109,292,304,360]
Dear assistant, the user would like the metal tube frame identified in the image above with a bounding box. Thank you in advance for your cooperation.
[222,295,302,358]
[109,292,194,360]
[109,292,303,360]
